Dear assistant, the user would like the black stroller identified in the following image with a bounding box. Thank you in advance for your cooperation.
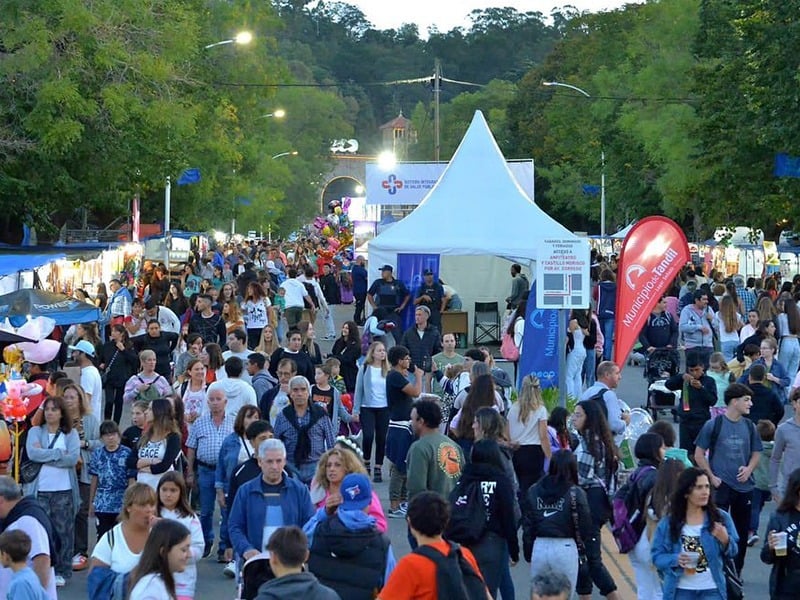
[644,348,680,422]
[237,553,275,600]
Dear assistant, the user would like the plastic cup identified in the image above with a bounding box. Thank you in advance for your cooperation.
[775,531,788,556]
[684,551,700,575]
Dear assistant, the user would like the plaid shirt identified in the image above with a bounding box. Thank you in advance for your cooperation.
[737,286,757,313]
[187,413,235,465]
[273,406,335,467]
[575,434,613,490]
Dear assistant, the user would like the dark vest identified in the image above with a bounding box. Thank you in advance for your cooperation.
[308,515,389,600]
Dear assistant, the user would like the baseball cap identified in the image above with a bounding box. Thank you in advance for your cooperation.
[67,339,96,357]
[340,473,371,511]
[423,268,434,276]
[380,264,393,272]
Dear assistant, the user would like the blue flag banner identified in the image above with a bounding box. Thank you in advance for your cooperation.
[177,168,201,185]
[582,184,601,196]
[517,280,562,389]
[774,153,800,178]
[396,253,440,332]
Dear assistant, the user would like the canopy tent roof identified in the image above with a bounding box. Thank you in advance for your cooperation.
[611,222,636,239]
[0,254,65,277]
[0,289,101,326]
[369,111,579,266]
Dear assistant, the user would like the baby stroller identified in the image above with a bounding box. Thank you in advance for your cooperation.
[237,553,275,600]
[645,348,681,422]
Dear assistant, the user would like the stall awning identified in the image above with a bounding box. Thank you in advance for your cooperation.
[0,254,64,277]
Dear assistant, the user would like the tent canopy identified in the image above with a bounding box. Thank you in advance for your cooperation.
[611,222,636,239]
[369,110,579,269]
[0,289,101,326]
[0,254,64,277]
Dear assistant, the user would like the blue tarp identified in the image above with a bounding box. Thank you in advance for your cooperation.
[0,289,100,326]
[0,254,64,277]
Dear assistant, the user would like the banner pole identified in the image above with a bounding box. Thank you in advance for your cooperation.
[558,309,567,407]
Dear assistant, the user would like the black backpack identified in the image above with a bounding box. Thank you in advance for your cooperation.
[445,479,487,546]
[303,282,320,308]
[413,542,487,600]
[586,387,609,420]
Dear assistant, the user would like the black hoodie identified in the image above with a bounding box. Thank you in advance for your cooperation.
[522,476,592,561]
[0,495,57,559]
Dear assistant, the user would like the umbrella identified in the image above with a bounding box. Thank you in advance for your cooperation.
[0,289,101,327]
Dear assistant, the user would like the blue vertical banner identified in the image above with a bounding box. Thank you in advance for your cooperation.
[517,280,562,389]
[396,253,440,332]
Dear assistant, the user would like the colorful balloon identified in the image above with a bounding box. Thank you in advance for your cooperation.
[334,206,342,215]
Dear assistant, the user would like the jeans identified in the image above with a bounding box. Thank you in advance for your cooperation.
[600,318,614,360]
[780,337,800,383]
[468,531,506,598]
[713,482,752,573]
[38,490,74,579]
[198,465,219,548]
[750,487,769,534]
[674,589,723,600]
[360,407,389,469]
[531,538,579,600]
[353,293,367,324]
[629,530,662,600]
[388,462,407,504]
[512,444,545,502]
[576,489,617,596]
[721,340,739,362]
[246,328,261,350]
[583,351,598,387]
[497,542,515,600]
[74,481,90,556]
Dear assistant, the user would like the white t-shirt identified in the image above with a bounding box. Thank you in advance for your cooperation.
[508,404,547,446]
[81,364,104,418]
[129,572,170,600]
[153,306,181,334]
[677,523,716,590]
[242,299,271,330]
[279,278,308,309]
[37,433,71,492]
[363,366,388,408]
[269,390,290,425]
[0,516,57,600]
[160,509,204,598]
[136,439,171,489]
[91,523,142,574]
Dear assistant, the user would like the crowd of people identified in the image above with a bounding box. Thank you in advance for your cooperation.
[5,240,800,600]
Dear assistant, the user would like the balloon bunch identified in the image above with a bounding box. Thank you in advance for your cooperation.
[310,198,354,253]
[0,377,28,479]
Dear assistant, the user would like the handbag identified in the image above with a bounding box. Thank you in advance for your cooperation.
[100,349,119,386]
[569,487,587,565]
[723,554,744,600]
[19,430,62,484]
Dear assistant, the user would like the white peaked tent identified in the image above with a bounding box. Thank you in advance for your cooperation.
[368,110,580,277]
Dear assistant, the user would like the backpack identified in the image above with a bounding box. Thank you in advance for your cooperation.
[413,542,487,600]
[445,479,488,546]
[708,414,757,462]
[500,330,520,362]
[87,527,131,600]
[611,465,656,553]
[135,375,164,403]
[303,282,320,308]
[586,387,609,420]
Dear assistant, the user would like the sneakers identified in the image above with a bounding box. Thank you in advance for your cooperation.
[216,551,227,564]
[747,533,760,547]
[373,467,382,483]
[387,502,408,518]
[202,542,213,559]
[321,334,336,341]
[223,560,237,578]
[55,576,66,587]
[71,553,88,571]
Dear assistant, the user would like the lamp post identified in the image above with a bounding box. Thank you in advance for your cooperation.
[204,31,253,50]
[272,151,298,160]
[542,80,606,238]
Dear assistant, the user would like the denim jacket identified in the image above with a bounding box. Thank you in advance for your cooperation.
[651,509,738,600]
[215,432,251,493]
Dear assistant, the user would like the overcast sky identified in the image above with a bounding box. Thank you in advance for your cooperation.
[341,0,628,33]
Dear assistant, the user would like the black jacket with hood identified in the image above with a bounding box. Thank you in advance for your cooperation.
[522,476,592,561]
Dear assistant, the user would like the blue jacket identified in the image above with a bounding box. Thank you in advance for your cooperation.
[228,473,314,557]
[215,432,251,493]
[651,510,738,600]
[739,358,791,403]
[351,264,368,295]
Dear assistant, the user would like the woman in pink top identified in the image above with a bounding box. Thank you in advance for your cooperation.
[309,442,387,532]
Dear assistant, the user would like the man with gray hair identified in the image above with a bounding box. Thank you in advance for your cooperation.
[273,375,336,483]
[227,438,314,562]
[0,476,57,599]
[531,569,572,600]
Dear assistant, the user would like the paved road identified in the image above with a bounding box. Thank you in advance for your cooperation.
[58,305,774,599]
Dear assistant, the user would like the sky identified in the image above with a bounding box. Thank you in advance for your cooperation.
[343,0,628,33]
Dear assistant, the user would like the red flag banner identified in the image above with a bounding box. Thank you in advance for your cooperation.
[613,216,690,368]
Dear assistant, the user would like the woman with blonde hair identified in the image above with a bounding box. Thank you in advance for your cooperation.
[297,320,322,365]
[123,349,173,404]
[353,341,390,481]
[713,295,743,361]
[255,324,280,356]
[757,294,779,323]
[508,375,551,497]
[307,444,387,532]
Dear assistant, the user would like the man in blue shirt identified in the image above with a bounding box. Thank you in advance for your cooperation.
[351,255,368,325]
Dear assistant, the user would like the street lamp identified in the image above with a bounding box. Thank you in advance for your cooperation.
[542,80,606,238]
[204,31,253,50]
[272,151,298,160]
[257,109,286,120]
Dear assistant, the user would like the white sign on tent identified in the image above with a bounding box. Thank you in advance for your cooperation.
[535,238,591,309]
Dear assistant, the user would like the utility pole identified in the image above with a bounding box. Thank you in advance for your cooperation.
[433,59,441,162]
